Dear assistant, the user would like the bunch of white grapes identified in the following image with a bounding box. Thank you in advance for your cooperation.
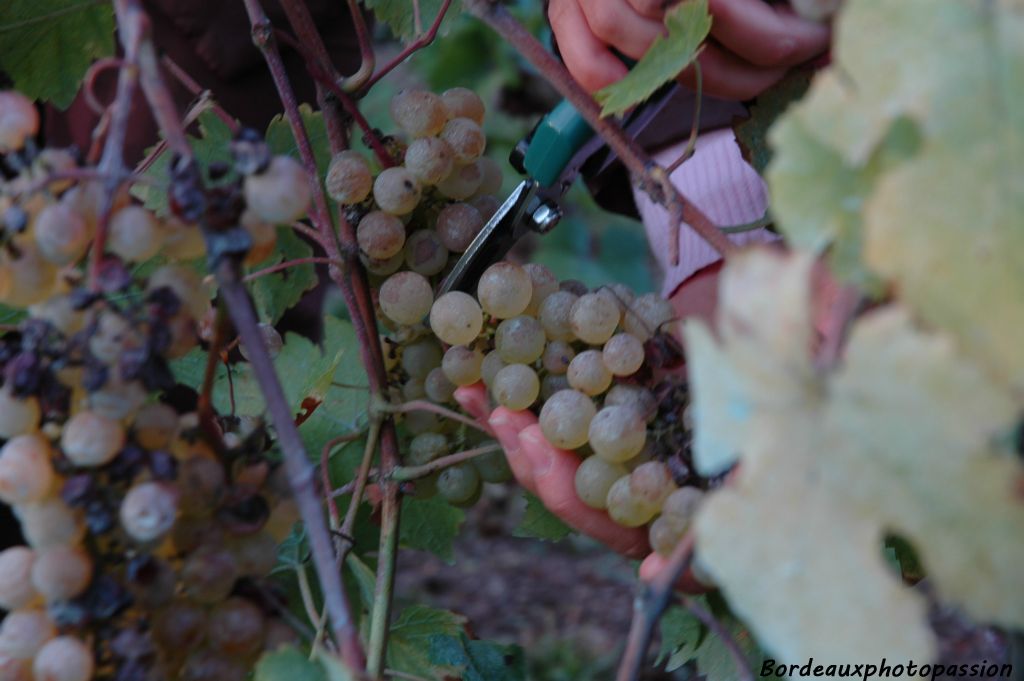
[0,89,312,681]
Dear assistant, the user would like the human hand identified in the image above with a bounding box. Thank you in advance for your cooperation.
[548,0,833,99]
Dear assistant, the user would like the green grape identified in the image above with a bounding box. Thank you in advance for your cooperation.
[357,211,407,260]
[425,367,456,404]
[33,203,90,266]
[30,545,92,603]
[661,487,705,525]
[0,547,37,610]
[379,271,433,325]
[0,435,54,505]
[442,345,484,386]
[649,515,687,557]
[61,411,125,467]
[120,482,178,542]
[566,350,613,396]
[623,293,676,341]
[405,411,442,435]
[401,338,443,380]
[373,167,421,215]
[588,405,646,463]
[477,262,532,319]
[570,293,620,345]
[107,205,164,262]
[602,332,645,376]
[605,475,657,527]
[325,150,373,204]
[402,378,426,402]
[404,229,449,276]
[244,155,312,224]
[87,376,147,421]
[494,315,545,364]
[0,609,55,659]
[390,89,448,138]
[14,498,84,549]
[473,447,512,483]
[440,118,486,163]
[574,457,627,510]
[538,389,596,450]
[491,364,540,410]
[604,384,658,423]
[32,636,93,681]
[430,291,484,346]
[408,433,448,466]
[436,203,484,253]
[0,389,40,439]
[437,463,482,504]
[440,87,485,124]
[480,351,507,387]
[595,283,635,318]
[628,461,675,509]
[541,340,575,375]
[523,263,559,316]
[0,91,39,152]
[133,403,179,451]
[365,250,405,276]
[404,137,454,185]
[538,290,579,341]
[207,598,265,657]
[436,162,483,200]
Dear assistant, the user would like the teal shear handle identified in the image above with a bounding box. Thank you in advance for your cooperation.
[521,100,595,188]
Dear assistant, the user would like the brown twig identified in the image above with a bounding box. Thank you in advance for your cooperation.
[197,303,230,452]
[160,55,239,131]
[681,596,755,681]
[242,256,343,282]
[360,0,454,93]
[321,430,367,530]
[377,399,495,435]
[390,444,501,481]
[339,0,376,92]
[463,0,734,265]
[664,61,702,175]
[616,533,696,681]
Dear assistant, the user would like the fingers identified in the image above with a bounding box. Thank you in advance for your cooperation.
[488,407,541,494]
[625,0,667,20]
[549,0,631,92]
[638,552,712,594]
[453,383,490,423]
[519,425,650,558]
[707,0,831,68]
[679,43,789,101]
[578,0,665,61]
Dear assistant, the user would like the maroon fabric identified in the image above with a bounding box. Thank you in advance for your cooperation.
[43,0,366,163]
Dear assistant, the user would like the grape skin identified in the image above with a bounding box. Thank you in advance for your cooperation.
[0,91,40,152]
[379,271,433,325]
[475,157,504,195]
[623,293,676,341]
[430,292,484,346]
[494,316,546,364]
[120,482,179,542]
[14,499,84,549]
[566,350,613,396]
[480,351,507,388]
[424,367,456,404]
[132,403,181,452]
[390,89,449,138]
[540,373,570,400]
[605,476,658,527]
[373,167,421,215]
[404,137,455,186]
[436,162,483,200]
[325,150,373,204]
[440,118,486,163]
[602,333,645,377]
[588,405,646,463]
[0,548,38,610]
[0,435,53,505]
[147,265,210,322]
[30,545,92,602]
[574,457,627,510]
[538,389,596,450]
[441,345,484,386]
[408,433,448,466]
[33,637,94,681]
[628,461,675,509]
[437,463,481,504]
[569,293,620,345]
[541,340,575,375]
[61,411,125,467]
[523,263,559,316]
[491,364,540,410]
[357,211,407,259]
[0,609,55,659]
[538,291,579,341]
[401,338,443,380]
[604,384,658,423]
[244,156,312,225]
[33,203,91,266]
[440,87,485,124]
[207,598,265,657]
[404,230,449,276]
[477,262,532,319]
[0,390,40,439]
[436,203,484,253]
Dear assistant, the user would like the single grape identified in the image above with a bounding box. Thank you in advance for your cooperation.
[661,486,705,524]
[147,264,210,321]
[523,263,558,316]
[477,262,532,319]
[379,271,433,325]
[604,384,658,423]
[0,389,40,440]
[404,229,449,276]
[588,405,646,462]
[1,241,58,307]
[440,117,486,164]
[364,250,405,276]
[605,476,657,527]
[177,456,226,517]
[475,157,504,195]
[0,435,54,505]
[325,150,373,204]
[436,161,483,200]
[538,389,596,450]
[494,315,546,364]
[602,333,645,376]
[538,290,579,341]
[436,203,484,253]
[33,149,78,191]
[473,447,512,483]
[424,367,456,404]
[570,293,620,345]
[87,310,136,365]
[31,637,93,681]
[491,364,540,410]
[0,547,38,610]
[404,137,454,185]
[430,291,484,346]
[649,515,687,557]
[442,345,484,386]
[469,194,500,220]
[401,338,443,380]
[0,609,55,659]
[14,499,83,549]
[30,546,92,603]
[437,463,481,504]
[390,89,448,138]
[373,167,421,215]
[567,350,613,396]
[0,92,39,152]
[357,211,406,260]
[133,403,178,451]
[33,203,90,266]
[480,351,507,387]
[540,373,570,400]
[0,653,31,681]
[87,376,147,422]
[595,283,634,319]
[623,293,676,341]
[61,411,125,467]
[408,433,448,466]
[244,155,312,224]
[241,210,278,266]
[541,340,575,375]
[207,597,265,657]
[574,457,627,510]
[628,461,675,509]
[107,205,163,262]
[440,87,485,124]
[402,379,426,402]
[120,482,178,542]
[228,531,278,577]
[151,602,207,651]
[181,546,238,604]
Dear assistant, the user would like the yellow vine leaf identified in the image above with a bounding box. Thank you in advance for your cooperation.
[684,249,1024,667]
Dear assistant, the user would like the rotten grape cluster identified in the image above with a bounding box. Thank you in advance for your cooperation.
[0,90,309,681]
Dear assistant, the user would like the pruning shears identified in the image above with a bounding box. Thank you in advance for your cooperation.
[437,85,746,295]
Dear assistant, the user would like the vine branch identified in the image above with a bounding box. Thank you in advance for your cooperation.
[360,0,454,93]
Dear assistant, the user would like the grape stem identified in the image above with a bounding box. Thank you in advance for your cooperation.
[376,399,495,436]
[390,444,502,481]
[197,302,231,453]
[160,55,240,132]
[359,0,454,94]
[681,596,755,681]
[462,0,736,265]
[615,532,696,681]
[664,60,703,175]
[339,0,376,93]
[242,257,344,283]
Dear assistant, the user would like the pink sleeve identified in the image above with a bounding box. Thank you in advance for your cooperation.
[631,127,778,298]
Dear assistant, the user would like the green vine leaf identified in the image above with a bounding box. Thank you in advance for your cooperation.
[595,0,710,117]
[0,0,114,108]
[429,633,526,681]
[398,495,465,564]
[363,0,462,44]
[248,227,319,325]
[684,250,1024,667]
[255,646,327,681]
[512,493,571,542]
[266,104,332,177]
[658,605,703,672]
[387,606,468,679]
[734,67,813,175]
